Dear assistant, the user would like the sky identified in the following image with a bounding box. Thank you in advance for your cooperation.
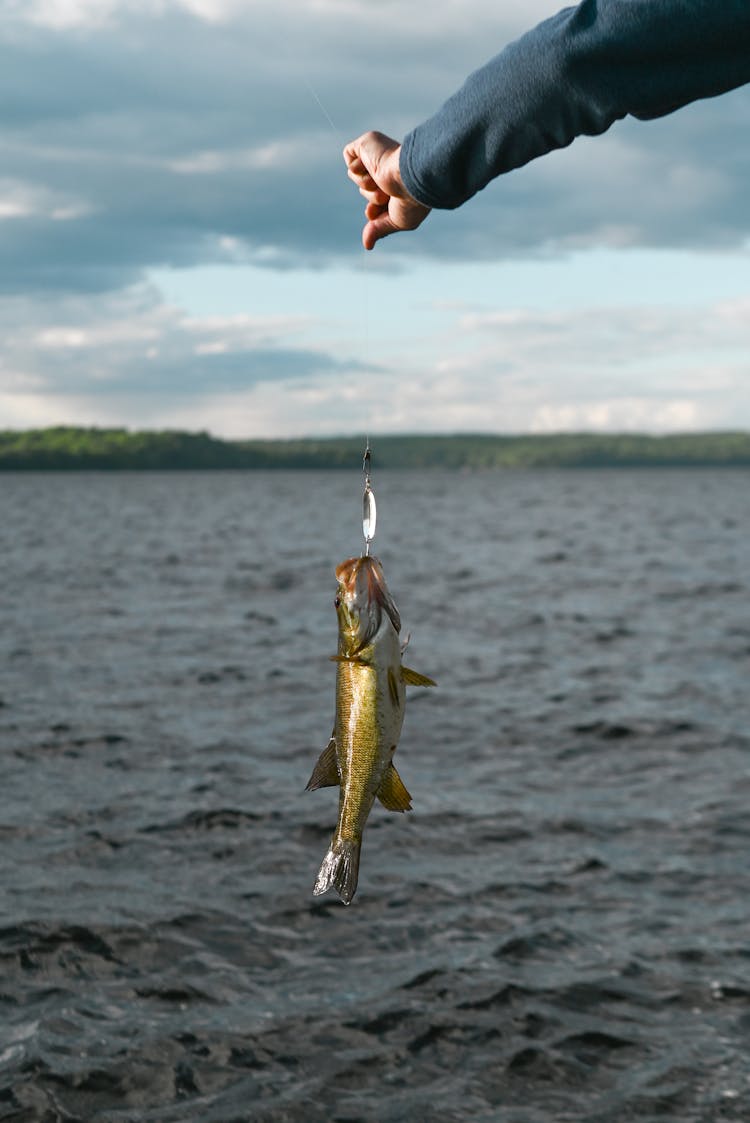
[0,0,748,438]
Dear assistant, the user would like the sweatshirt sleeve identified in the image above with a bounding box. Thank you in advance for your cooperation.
[400,0,750,210]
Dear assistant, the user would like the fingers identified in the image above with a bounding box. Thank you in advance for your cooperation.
[343,131,400,193]
[361,187,389,208]
[345,158,386,203]
[344,130,431,248]
[343,146,373,198]
[342,137,363,170]
[364,199,386,220]
[346,166,386,209]
[347,164,388,205]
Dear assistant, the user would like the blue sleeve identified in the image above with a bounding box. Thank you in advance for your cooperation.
[400,0,750,209]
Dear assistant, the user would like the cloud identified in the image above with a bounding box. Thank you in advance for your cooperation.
[0,284,373,430]
[0,1,748,437]
[0,0,747,300]
[2,280,745,437]
[414,296,750,433]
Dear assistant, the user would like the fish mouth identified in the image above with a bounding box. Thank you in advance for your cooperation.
[335,555,401,638]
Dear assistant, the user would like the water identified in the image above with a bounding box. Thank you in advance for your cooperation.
[1,469,749,1123]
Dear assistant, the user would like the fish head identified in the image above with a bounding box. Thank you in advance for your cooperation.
[334,555,401,654]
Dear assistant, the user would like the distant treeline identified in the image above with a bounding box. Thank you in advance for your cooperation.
[1,427,750,470]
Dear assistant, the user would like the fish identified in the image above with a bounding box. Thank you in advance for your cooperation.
[306,554,435,905]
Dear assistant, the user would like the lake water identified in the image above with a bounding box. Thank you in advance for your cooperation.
[1,469,749,1122]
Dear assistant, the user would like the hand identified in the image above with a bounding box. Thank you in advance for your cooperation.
[343,131,431,250]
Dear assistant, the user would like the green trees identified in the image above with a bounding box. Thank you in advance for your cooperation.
[1,427,749,470]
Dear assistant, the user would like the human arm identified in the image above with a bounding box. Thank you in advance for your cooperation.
[401,0,750,210]
[345,0,750,246]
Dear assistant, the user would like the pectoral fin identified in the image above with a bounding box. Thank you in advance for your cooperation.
[401,665,437,688]
[305,736,339,791]
[377,763,412,812]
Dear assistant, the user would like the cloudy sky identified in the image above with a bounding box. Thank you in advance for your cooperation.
[1,0,748,438]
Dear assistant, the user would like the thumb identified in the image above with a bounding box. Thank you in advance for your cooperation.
[363,211,401,250]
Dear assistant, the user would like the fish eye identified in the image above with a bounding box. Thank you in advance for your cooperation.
[334,595,341,608]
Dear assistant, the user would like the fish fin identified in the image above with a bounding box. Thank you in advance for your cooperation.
[387,666,401,708]
[313,838,361,905]
[377,763,412,812]
[305,736,339,791]
[401,665,437,688]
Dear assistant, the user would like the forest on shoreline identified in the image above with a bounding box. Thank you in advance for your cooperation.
[1,427,750,470]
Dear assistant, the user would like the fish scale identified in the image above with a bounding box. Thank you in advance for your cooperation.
[334,623,406,844]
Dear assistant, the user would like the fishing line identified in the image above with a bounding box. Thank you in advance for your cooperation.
[303,77,340,135]
[304,76,377,543]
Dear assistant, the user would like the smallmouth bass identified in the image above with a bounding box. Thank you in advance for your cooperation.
[306,554,435,905]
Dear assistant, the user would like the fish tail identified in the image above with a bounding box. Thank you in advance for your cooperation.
[313,837,361,906]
